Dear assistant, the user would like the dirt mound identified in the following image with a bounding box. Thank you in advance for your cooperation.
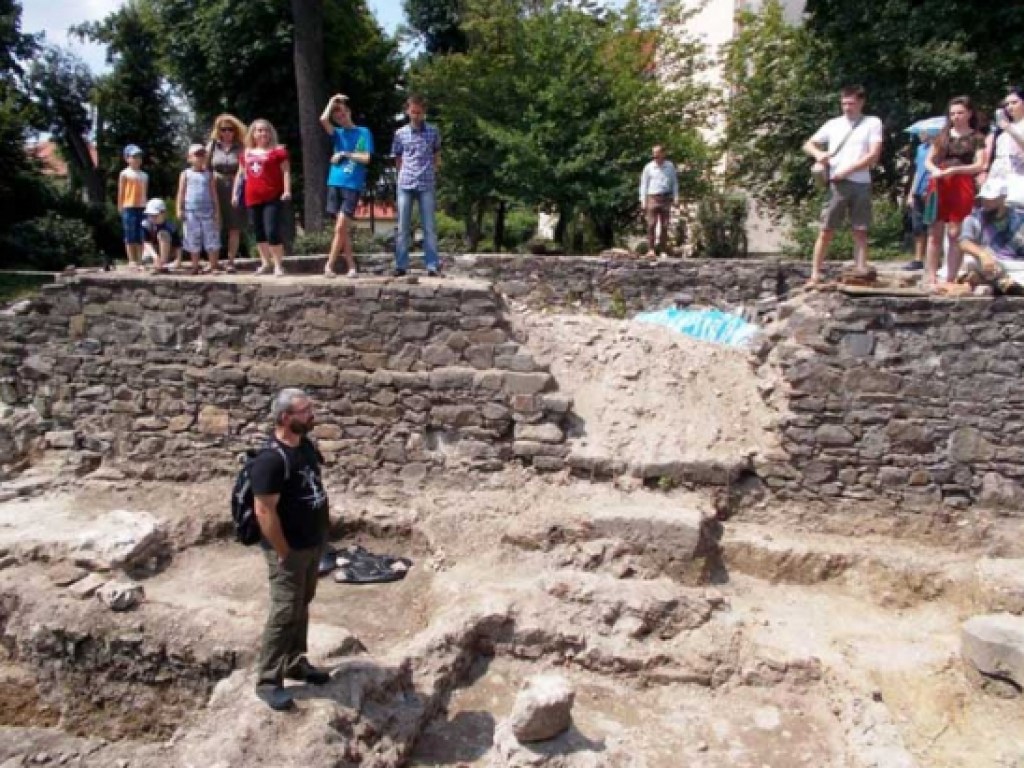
[521,313,780,473]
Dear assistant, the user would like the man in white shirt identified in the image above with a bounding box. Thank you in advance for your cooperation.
[639,145,679,254]
[802,85,884,284]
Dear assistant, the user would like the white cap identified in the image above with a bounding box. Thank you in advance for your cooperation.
[144,198,167,215]
[977,179,1008,200]
[188,143,207,155]
[123,143,143,159]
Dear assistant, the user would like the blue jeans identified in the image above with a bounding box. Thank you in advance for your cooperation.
[395,188,439,271]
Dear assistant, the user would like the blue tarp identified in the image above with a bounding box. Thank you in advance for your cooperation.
[633,307,759,348]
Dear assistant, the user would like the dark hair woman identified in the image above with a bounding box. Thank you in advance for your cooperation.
[924,96,986,288]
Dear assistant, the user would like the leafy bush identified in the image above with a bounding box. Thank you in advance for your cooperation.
[54,198,121,264]
[692,192,749,259]
[292,228,333,255]
[525,237,564,255]
[293,226,394,255]
[3,213,100,270]
[502,208,538,250]
[786,194,906,262]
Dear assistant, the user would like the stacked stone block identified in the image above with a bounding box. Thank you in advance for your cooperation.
[0,276,570,483]
[756,292,1024,509]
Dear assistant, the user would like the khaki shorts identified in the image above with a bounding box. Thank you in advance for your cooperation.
[821,180,872,231]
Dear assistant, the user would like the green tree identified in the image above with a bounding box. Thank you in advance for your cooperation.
[409,0,715,250]
[402,0,466,54]
[721,1,832,214]
[74,3,180,200]
[0,0,48,235]
[724,0,1024,219]
[153,0,402,230]
[26,46,105,203]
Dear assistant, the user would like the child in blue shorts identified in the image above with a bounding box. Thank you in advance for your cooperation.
[118,144,149,271]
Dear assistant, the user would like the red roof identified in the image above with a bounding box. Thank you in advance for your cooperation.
[26,140,98,178]
[356,200,396,220]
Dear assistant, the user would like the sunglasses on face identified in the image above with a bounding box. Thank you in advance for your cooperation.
[219,126,235,132]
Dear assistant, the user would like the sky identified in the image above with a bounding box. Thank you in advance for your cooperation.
[20,0,407,73]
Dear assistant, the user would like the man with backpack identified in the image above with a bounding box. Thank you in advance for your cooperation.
[250,388,331,711]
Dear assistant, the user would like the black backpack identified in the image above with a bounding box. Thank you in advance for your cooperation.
[230,441,290,545]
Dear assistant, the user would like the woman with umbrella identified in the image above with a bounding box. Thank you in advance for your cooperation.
[924,96,986,288]
[902,117,943,271]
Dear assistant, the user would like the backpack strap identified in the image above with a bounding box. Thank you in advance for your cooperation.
[265,438,291,481]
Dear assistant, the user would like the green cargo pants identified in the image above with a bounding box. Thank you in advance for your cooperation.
[257,545,322,687]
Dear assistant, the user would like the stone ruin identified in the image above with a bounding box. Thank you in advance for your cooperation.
[0,254,1023,767]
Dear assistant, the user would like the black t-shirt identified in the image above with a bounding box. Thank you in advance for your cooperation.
[249,437,329,550]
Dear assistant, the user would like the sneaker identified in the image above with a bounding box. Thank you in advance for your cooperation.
[225,263,237,274]
[393,268,407,277]
[255,684,295,711]
[346,269,358,278]
[274,266,286,277]
[903,260,924,271]
[324,264,337,278]
[255,264,271,275]
[426,267,441,278]
[284,659,331,685]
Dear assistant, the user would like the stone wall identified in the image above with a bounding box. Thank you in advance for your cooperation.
[0,275,571,483]
[289,254,832,316]
[756,292,1024,510]
[450,254,829,315]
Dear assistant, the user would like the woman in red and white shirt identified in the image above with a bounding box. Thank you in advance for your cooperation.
[235,118,291,276]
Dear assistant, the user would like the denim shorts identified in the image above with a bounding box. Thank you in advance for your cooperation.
[122,207,145,244]
[326,187,361,218]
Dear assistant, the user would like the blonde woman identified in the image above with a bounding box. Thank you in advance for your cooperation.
[235,119,291,276]
[207,113,247,272]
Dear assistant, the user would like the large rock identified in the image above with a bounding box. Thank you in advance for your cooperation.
[962,613,1024,691]
[978,473,1024,514]
[69,509,164,570]
[509,674,575,742]
[973,560,1024,614]
[97,579,145,611]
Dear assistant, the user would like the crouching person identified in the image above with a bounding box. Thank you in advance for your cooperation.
[141,198,182,273]
[252,388,332,711]
[955,180,1024,296]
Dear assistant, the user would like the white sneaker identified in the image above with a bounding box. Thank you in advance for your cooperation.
[324,264,337,278]
[346,269,358,278]
[255,264,271,275]
[273,266,286,277]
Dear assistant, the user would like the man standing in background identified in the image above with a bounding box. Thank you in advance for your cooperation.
[392,95,442,277]
[639,145,679,255]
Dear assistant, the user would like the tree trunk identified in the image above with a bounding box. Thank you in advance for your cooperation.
[554,205,571,246]
[493,200,506,253]
[65,129,105,204]
[291,0,328,233]
[464,200,481,251]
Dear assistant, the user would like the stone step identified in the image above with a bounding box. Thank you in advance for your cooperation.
[724,522,1024,613]
[501,500,719,586]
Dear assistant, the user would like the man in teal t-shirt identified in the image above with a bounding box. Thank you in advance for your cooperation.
[319,94,374,277]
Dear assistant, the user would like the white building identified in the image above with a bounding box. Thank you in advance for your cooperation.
[677,0,807,254]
